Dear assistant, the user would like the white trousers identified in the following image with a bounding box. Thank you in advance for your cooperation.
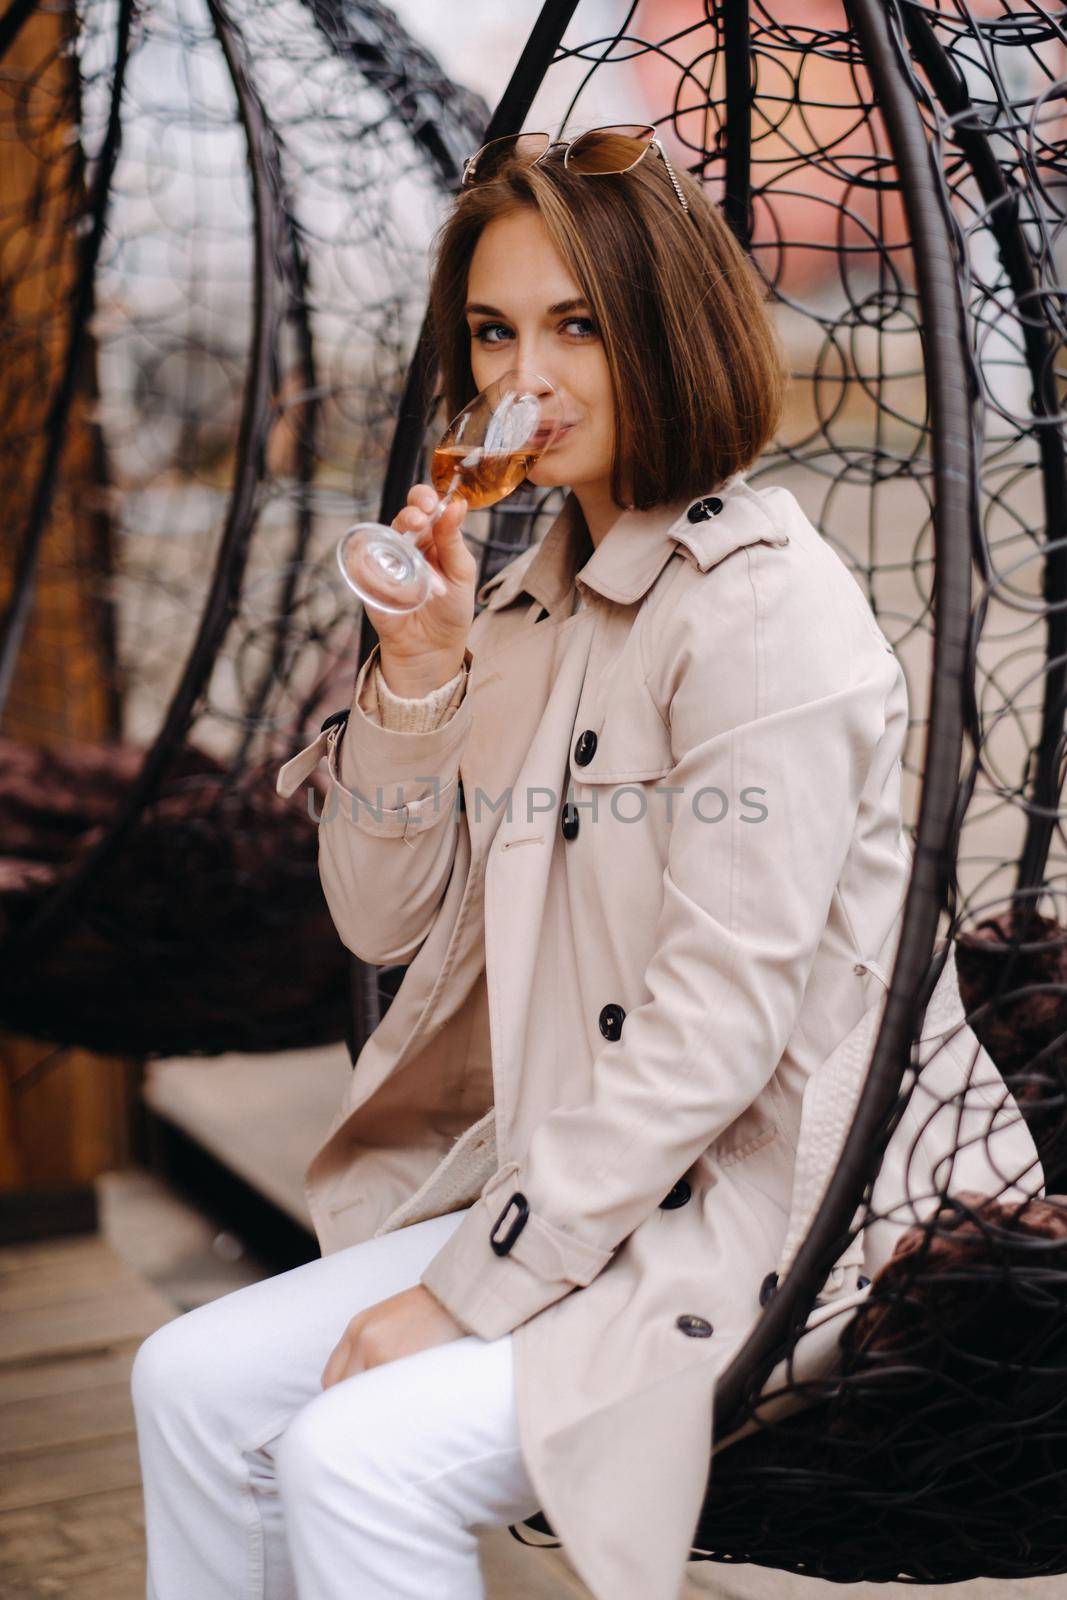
[130,1206,545,1600]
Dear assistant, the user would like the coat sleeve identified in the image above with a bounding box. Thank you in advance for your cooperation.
[276,640,475,966]
[419,551,901,1340]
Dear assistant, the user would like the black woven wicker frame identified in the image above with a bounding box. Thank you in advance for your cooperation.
[354,1,1067,1578]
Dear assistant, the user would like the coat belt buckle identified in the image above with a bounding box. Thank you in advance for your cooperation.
[489,1192,529,1256]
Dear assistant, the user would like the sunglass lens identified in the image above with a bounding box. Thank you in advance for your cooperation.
[468,131,551,182]
[567,125,656,175]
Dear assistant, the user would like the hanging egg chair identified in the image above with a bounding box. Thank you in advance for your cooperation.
[0,0,493,1055]
[340,0,1067,1581]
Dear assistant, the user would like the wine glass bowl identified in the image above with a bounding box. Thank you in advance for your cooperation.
[336,369,565,613]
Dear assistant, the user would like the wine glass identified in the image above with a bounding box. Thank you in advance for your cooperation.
[336,368,566,613]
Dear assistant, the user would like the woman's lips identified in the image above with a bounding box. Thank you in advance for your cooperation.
[532,421,575,449]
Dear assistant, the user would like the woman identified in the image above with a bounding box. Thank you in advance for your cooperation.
[131,129,1040,1600]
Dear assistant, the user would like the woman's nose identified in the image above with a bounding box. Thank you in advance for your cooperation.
[519,355,564,409]
[508,336,556,386]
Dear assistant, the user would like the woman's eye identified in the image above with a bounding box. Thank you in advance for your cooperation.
[562,317,598,338]
[471,322,511,346]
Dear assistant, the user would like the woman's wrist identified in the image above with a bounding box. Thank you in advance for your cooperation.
[378,649,467,699]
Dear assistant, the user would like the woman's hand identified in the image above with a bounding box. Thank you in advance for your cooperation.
[320,1284,468,1388]
[368,485,479,699]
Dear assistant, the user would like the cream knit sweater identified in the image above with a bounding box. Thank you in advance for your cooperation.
[374,658,469,732]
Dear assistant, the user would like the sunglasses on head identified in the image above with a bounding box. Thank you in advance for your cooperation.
[461,124,691,217]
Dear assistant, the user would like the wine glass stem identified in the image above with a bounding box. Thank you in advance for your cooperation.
[426,472,462,528]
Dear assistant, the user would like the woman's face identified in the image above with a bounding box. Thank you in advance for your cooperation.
[464,207,617,500]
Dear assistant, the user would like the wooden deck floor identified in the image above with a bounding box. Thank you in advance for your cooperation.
[0,1232,174,1600]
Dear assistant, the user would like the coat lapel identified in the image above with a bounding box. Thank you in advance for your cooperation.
[475,612,598,1144]
[457,613,584,863]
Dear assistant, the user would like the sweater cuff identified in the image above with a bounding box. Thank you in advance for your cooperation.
[375,660,467,733]
[419,1162,614,1340]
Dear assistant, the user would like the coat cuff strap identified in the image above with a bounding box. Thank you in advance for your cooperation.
[275,722,460,841]
[419,1162,614,1340]
[276,729,329,799]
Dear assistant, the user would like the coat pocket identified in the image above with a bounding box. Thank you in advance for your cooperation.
[570,677,674,786]
[572,741,674,787]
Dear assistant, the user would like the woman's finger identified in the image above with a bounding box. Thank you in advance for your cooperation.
[406,482,437,512]
[389,485,470,599]
[321,1331,351,1389]
[426,495,469,580]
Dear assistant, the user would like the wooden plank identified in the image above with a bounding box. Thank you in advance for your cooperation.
[0,1484,145,1574]
[0,1233,130,1272]
[0,1236,175,1368]
[0,1549,146,1600]
[0,1233,172,1306]
[0,1287,175,1369]
[0,1227,171,1600]
[0,1434,144,1515]
[0,1235,141,1302]
[0,1348,134,1406]
[0,1376,135,1455]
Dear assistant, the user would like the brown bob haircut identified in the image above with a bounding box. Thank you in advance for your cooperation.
[427,140,788,513]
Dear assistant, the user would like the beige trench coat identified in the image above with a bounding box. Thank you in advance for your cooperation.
[276,474,1044,1600]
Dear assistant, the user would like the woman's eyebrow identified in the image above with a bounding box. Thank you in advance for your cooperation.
[464,297,590,317]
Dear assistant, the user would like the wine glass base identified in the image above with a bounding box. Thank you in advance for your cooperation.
[337,524,432,613]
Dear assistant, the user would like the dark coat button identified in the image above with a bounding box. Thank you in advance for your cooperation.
[676,1313,713,1337]
[320,708,350,732]
[489,1192,529,1256]
[759,1271,778,1306]
[598,1002,625,1040]
[659,1179,691,1210]
[574,729,598,766]
[686,496,723,522]
[561,803,579,840]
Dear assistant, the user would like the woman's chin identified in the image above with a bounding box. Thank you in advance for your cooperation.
[526,457,571,490]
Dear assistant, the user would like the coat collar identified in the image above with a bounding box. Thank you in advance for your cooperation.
[475,472,788,620]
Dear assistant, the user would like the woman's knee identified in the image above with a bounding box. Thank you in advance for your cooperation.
[275,1380,397,1513]
[130,1305,237,1430]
